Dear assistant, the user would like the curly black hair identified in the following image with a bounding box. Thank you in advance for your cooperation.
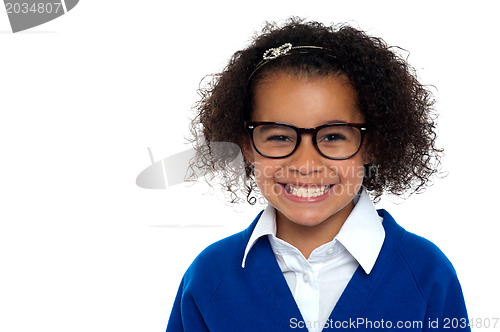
[188,17,442,204]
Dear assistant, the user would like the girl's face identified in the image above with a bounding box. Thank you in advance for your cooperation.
[244,72,367,228]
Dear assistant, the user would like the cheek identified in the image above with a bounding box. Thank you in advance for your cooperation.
[252,159,282,183]
[252,161,286,198]
[335,158,366,182]
[331,160,365,197]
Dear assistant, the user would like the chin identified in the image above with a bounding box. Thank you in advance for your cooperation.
[279,195,356,227]
[282,210,331,227]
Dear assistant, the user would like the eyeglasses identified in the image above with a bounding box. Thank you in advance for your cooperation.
[244,121,368,160]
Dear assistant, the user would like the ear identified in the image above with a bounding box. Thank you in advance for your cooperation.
[361,140,374,165]
[362,150,374,165]
[240,137,255,165]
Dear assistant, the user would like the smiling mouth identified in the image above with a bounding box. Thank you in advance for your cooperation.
[283,184,332,198]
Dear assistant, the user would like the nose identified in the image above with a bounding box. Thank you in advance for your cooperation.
[288,134,324,175]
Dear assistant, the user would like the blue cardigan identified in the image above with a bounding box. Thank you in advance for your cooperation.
[166,209,470,331]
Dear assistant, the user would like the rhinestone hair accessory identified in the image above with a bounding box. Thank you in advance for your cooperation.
[262,43,293,60]
[248,43,336,82]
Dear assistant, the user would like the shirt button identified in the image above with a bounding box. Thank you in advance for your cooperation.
[302,273,310,283]
[327,247,335,255]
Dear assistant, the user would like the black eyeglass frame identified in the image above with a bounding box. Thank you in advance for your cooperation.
[244,121,368,160]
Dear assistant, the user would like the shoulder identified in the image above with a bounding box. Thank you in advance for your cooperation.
[379,209,460,297]
[184,229,247,284]
[375,210,469,323]
[399,230,457,278]
[176,230,246,311]
[180,212,261,302]
[379,209,456,274]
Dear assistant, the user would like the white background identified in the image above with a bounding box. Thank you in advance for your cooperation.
[1,1,499,331]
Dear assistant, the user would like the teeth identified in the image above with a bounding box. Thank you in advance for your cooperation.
[284,184,331,198]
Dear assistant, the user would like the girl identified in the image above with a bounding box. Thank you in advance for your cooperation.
[166,18,469,331]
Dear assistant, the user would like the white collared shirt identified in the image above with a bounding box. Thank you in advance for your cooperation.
[242,189,385,332]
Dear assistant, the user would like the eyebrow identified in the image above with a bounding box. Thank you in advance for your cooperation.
[325,119,349,125]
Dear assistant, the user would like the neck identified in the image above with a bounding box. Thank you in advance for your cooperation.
[275,201,354,259]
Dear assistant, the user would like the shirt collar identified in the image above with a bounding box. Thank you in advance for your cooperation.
[241,188,385,273]
[335,189,385,274]
[242,203,276,268]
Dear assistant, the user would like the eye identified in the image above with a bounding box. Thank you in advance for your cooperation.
[254,124,297,145]
[265,135,294,142]
[319,133,347,142]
